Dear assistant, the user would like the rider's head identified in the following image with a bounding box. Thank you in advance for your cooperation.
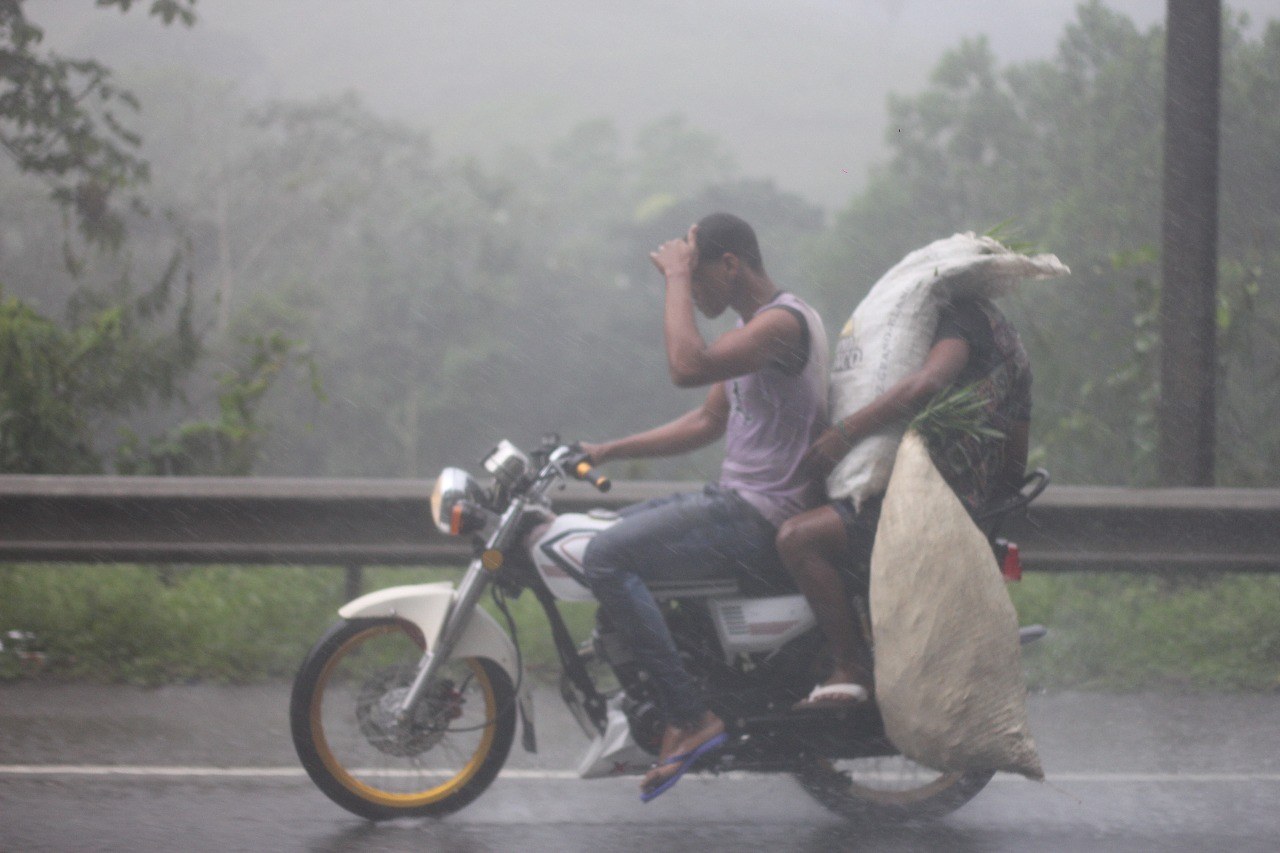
[691,212,764,319]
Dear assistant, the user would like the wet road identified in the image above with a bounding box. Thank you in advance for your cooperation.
[2,683,1279,852]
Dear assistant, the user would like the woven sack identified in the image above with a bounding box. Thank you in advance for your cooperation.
[827,233,1068,508]
[870,430,1043,779]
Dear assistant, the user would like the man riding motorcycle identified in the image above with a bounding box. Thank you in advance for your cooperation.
[580,212,829,800]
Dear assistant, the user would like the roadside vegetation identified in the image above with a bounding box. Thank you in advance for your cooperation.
[2,563,1278,692]
[4,4,1280,691]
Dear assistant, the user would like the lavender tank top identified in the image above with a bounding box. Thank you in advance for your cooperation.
[719,292,830,527]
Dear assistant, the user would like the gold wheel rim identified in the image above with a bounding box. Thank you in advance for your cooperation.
[310,623,498,807]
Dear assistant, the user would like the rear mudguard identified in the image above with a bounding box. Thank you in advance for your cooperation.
[338,582,536,753]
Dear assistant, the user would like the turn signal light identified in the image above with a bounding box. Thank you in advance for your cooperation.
[449,501,484,536]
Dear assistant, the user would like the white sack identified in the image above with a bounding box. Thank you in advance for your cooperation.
[827,233,1068,508]
[870,431,1043,780]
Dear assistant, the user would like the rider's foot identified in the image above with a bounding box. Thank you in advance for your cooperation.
[641,711,725,794]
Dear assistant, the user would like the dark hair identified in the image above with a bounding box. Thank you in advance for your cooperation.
[695,212,763,273]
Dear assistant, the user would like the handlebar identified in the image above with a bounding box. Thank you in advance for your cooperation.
[571,457,611,492]
[541,443,612,492]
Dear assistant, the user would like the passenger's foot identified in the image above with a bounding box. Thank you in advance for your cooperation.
[791,681,870,711]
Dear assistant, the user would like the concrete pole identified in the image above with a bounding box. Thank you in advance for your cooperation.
[1158,0,1221,486]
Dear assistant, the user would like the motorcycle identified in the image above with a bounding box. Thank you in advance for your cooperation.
[290,435,1049,822]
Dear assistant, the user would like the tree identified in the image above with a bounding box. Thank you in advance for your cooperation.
[812,2,1280,486]
[0,264,196,473]
[0,0,310,476]
[0,0,195,253]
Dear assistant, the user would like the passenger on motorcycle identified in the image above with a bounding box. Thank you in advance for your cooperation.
[580,212,830,800]
[776,296,1031,709]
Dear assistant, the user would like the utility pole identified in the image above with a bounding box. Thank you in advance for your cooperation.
[1158,0,1221,486]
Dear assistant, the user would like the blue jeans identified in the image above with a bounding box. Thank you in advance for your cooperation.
[583,484,784,726]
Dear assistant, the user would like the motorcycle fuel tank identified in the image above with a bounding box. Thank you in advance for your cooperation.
[528,511,618,602]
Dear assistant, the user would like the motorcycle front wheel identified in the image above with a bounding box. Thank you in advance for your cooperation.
[290,618,516,820]
[794,755,993,823]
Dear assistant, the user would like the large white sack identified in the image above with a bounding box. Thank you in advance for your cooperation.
[870,431,1043,780]
[827,233,1068,508]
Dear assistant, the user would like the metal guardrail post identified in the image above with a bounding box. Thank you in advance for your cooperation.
[345,565,363,601]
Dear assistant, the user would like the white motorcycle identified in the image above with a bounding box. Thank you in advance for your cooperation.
[290,435,1048,822]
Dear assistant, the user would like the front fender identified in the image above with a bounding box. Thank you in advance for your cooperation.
[338,582,536,752]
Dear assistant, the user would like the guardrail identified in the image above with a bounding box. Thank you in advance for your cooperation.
[3,476,1280,583]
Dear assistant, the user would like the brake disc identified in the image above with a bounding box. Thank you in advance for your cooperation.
[355,668,460,757]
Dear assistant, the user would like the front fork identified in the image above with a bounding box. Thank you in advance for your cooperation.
[395,497,527,723]
[394,556,494,722]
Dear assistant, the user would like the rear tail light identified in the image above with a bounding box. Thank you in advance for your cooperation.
[1000,541,1023,582]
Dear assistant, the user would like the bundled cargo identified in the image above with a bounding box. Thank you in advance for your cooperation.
[870,431,1044,779]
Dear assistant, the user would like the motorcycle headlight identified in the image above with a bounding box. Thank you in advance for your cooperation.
[430,467,483,534]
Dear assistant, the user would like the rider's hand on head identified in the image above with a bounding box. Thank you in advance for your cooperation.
[649,224,699,279]
[799,428,851,480]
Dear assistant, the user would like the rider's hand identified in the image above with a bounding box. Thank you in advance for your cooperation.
[799,428,852,480]
[580,442,607,465]
[649,224,698,279]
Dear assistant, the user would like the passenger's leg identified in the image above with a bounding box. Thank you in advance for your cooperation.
[776,504,871,690]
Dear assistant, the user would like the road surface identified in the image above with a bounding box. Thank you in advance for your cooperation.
[2,683,1278,851]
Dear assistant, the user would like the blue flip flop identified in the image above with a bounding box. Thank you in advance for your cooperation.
[640,731,729,803]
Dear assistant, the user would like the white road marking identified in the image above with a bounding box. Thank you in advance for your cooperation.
[0,765,577,780]
[1,765,1279,783]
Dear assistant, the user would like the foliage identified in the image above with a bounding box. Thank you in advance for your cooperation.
[0,4,322,478]
[908,384,1004,480]
[121,84,826,479]
[115,330,324,476]
[0,0,196,254]
[1011,573,1280,692]
[910,384,1004,445]
[3,561,1277,691]
[813,3,1280,486]
[0,260,197,473]
[0,564,596,685]
[6,1,1280,490]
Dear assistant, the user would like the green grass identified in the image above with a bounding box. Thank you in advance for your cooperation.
[1009,573,1280,692]
[2,564,1278,691]
[0,563,596,685]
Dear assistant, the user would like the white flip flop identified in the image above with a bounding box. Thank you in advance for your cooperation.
[794,682,869,710]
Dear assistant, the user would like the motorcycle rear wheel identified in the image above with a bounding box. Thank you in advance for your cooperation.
[291,618,516,820]
[794,755,993,823]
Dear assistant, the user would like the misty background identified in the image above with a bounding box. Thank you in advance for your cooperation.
[4,0,1279,486]
[38,0,1278,208]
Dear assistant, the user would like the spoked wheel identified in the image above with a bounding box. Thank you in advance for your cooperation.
[795,755,993,823]
[291,618,516,820]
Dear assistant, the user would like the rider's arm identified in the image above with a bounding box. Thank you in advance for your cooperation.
[585,382,730,464]
[665,290,804,388]
[656,226,804,388]
[802,337,971,477]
